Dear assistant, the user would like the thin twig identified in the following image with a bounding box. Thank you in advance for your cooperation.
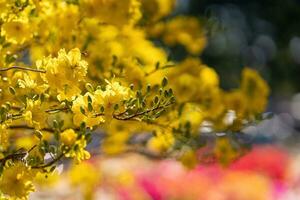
[31,153,64,169]
[0,66,46,73]
[7,125,56,132]
[0,152,27,164]
[145,64,175,77]
[113,102,173,121]
[45,107,69,113]
[28,145,37,153]
[7,125,81,132]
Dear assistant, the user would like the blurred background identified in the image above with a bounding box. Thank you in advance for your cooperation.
[28,1,300,199]
[174,0,300,144]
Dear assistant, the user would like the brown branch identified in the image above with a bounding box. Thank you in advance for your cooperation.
[0,147,65,169]
[0,66,46,73]
[145,64,175,77]
[93,102,173,121]
[7,125,82,133]
[0,152,28,165]
[45,107,70,113]
[113,102,173,121]
[7,125,56,132]
[31,153,64,169]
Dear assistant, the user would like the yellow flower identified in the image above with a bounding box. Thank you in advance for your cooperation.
[214,137,238,165]
[34,171,59,188]
[241,68,270,116]
[120,57,145,85]
[37,48,88,101]
[17,72,49,94]
[180,148,198,168]
[142,0,176,21]
[147,129,175,153]
[23,99,48,130]
[57,3,79,32]
[94,80,132,115]
[167,59,224,119]
[64,137,91,163]
[1,19,32,44]
[101,131,130,155]
[69,162,101,200]
[81,0,142,27]
[120,27,168,78]
[14,135,45,162]
[198,67,224,119]
[72,93,105,128]
[225,90,247,118]
[0,125,9,151]
[174,74,200,102]
[86,25,168,83]
[0,0,10,15]
[199,67,219,88]
[100,119,151,155]
[178,103,203,135]
[60,129,77,146]
[0,162,35,199]
[15,135,39,151]
[159,16,207,55]
[167,58,219,104]
[66,48,88,78]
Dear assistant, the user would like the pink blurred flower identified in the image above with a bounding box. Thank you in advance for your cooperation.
[230,145,290,181]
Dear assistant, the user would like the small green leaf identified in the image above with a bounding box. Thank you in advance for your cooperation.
[112,55,118,66]
[155,62,160,69]
[80,106,86,114]
[100,105,105,113]
[154,96,159,104]
[87,95,92,103]
[162,77,168,87]
[114,104,119,110]
[49,165,56,173]
[88,102,93,112]
[34,130,43,140]
[136,90,142,98]
[164,90,169,98]
[53,120,59,129]
[80,122,86,130]
[146,84,151,93]
[59,120,64,129]
[85,83,94,92]
[33,95,39,101]
[129,84,134,90]
[40,93,45,102]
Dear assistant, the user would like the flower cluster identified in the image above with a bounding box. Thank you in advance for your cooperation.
[0,0,270,199]
[0,162,35,199]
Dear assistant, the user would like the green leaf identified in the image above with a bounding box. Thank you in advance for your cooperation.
[34,130,43,140]
[155,62,160,69]
[87,95,92,103]
[162,77,168,87]
[53,120,59,129]
[114,104,119,110]
[129,84,134,90]
[80,106,86,115]
[88,102,93,112]
[100,105,105,113]
[154,96,159,104]
[146,84,151,93]
[85,83,94,93]
[80,122,86,131]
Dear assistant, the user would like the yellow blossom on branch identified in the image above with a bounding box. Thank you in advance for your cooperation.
[0,162,36,199]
